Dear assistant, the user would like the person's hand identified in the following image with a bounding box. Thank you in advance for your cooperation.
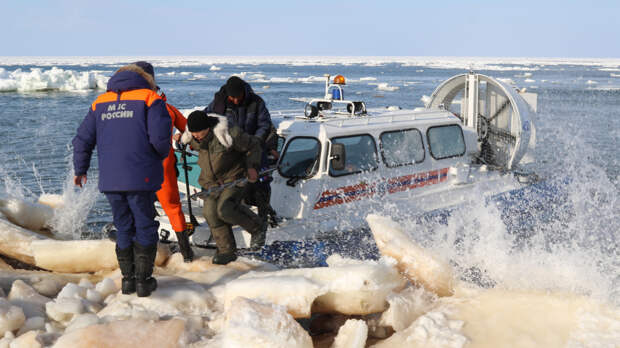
[173,132,182,142]
[247,168,258,183]
[180,129,193,145]
[270,149,280,160]
[74,175,87,188]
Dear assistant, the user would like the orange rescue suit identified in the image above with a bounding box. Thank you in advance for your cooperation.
[156,100,187,232]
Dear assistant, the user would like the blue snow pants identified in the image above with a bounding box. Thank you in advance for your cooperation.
[105,191,159,249]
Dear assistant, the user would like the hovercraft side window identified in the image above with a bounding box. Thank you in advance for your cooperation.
[276,136,285,153]
[427,124,466,160]
[380,128,425,167]
[329,134,378,177]
[267,136,286,166]
[278,137,321,179]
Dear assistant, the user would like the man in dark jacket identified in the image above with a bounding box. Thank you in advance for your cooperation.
[205,76,271,141]
[183,110,266,265]
[72,63,171,297]
[206,76,278,226]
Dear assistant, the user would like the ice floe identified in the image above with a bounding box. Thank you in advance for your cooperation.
[0,67,107,92]
[372,83,399,92]
[3,56,619,71]
[516,72,533,78]
[0,198,54,232]
[0,212,617,347]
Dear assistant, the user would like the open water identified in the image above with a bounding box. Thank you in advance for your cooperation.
[0,57,618,305]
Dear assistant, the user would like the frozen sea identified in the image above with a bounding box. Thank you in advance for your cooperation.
[0,56,618,306]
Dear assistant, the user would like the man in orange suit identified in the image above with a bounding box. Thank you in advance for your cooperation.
[135,61,194,263]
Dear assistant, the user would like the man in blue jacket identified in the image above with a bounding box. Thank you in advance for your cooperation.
[72,63,171,297]
[205,76,278,227]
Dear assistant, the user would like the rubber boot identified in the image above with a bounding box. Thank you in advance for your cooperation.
[134,243,158,297]
[175,230,194,263]
[115,245,135,295]
[250,219,267,250]
[235,205,267,249]
[267,207,279,227]
[256,183,278,227]
[211,225,237,265]
[212,251,237,265]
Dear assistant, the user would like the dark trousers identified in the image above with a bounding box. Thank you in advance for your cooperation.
[244,181,273,219]
[202,185,261,253]
[105,191,159,250]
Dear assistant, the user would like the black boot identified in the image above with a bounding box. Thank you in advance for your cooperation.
[211,226,237,265]
[134,243,158,297]
[236,205,267,250]
[250,219,267,250]
[115,245,135,295]
[267,206,279,228]
[175,230,194,263]
[212,251,237,265]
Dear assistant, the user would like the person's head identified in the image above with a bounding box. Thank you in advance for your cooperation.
[115,62,156,90]
[133,61,154,78]
[224,76,245,105]
[187,110,219,141]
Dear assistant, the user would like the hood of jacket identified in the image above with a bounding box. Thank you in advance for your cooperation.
[107,64,156,93]
[212,80,257,112]
[233,81,255,107]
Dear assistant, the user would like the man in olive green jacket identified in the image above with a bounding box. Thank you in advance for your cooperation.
[183,110,266,265]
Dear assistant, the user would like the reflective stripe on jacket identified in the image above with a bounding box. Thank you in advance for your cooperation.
[72,70,171,192]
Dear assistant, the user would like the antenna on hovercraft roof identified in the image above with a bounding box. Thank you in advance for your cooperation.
[323,74,330,99]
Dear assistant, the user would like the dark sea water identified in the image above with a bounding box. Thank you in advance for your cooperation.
[0,57,618,303]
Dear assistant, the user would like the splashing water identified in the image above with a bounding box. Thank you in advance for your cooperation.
[380,107,620,306]
[47,174,99,240]
[0,152,100,239]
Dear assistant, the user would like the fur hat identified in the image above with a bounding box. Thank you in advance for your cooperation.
[187,110,219,132]
[115,64,156,90]
[133,61,154,78]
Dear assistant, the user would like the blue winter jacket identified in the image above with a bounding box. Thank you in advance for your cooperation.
[205,81,272,141]
[72,70,171,192]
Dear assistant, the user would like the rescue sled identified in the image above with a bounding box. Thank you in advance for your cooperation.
[156,73,540,263]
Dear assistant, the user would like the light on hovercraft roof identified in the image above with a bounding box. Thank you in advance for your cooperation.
[333,75,346,85]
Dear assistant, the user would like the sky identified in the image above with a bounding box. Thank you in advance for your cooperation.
[1,0,618,58]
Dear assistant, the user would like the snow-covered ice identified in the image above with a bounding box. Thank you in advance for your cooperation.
[372,83,399,92]
[0,298,25,336]
[331,319,368,348]
[0,213,617,347]
[217,297,313,348]
[2,56,620,71]
[0,67,107,92]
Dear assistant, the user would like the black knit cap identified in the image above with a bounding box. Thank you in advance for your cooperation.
[224,76,245,97]
[187,110,219,132]
[134,61,154,78]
